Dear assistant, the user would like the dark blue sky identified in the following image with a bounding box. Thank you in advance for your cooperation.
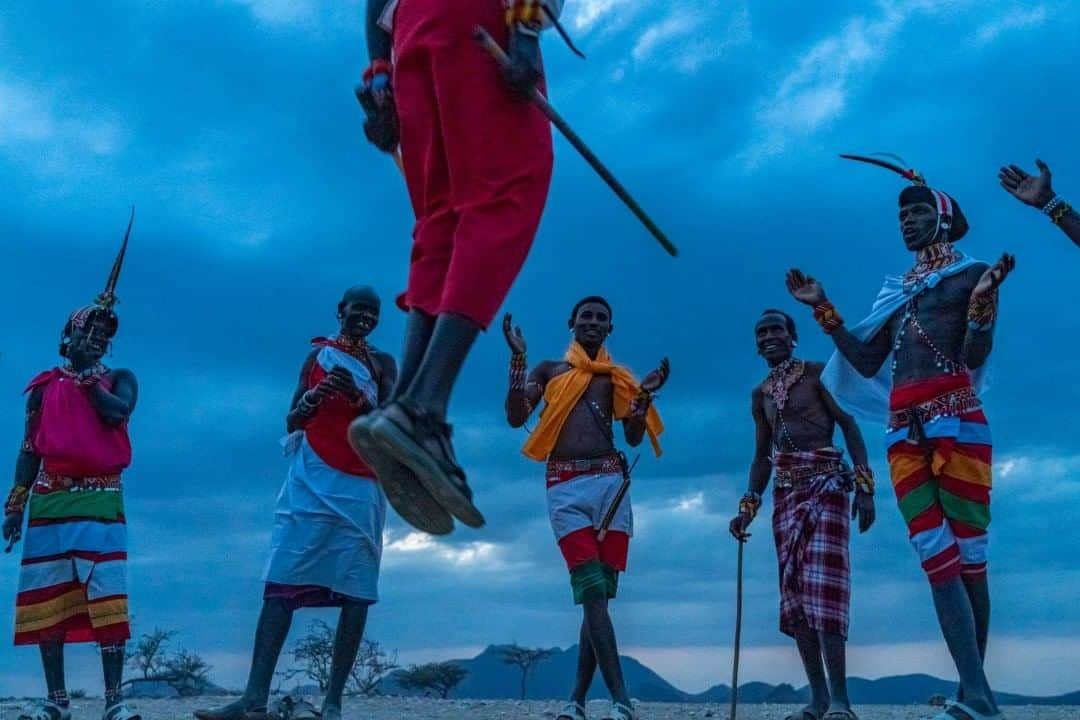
[2,0,1079,697]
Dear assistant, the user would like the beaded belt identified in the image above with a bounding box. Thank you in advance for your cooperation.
[774,461,850,489]
[546,455,621,487]
[888,385,981,431]
[34,470,122,492]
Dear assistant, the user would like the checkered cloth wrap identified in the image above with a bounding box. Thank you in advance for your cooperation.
[772,462,851,640]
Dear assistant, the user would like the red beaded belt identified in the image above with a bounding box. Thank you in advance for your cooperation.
[546,455,621,487]
[34,470,123,492]
[888,385,981,431]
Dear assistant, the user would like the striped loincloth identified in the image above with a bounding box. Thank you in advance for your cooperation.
[887,373,991,585]
[772,452,851,639]
[15,471,130,645]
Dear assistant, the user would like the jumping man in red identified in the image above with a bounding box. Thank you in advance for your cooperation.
[352,0,561,532]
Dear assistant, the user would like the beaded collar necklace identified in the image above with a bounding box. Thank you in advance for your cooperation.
[764,358,805,451]
[903,242,961,287]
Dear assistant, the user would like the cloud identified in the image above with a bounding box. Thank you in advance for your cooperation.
[974,6,1049,46]
[571,0,635,32]
[631,5,751,74]
[0,76,124,175]
[738,0,967,167]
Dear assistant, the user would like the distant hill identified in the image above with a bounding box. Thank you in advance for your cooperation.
[380,645,1080,706]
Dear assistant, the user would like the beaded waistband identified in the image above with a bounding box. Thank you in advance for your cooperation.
[774,461,850,489]
[34,470,123,492]
[546,455,621,487]
[888,385,981,431]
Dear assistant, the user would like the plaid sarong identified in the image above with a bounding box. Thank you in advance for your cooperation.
[772,465,851,639]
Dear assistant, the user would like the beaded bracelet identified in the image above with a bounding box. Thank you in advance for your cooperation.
[966,290,997,332]
[853,465,875,495]
[5,485,29,516]
[738,491,762,520]
[1051,201,1073,226]
[1042,195,1066,216]
[505,0,544,28]
[813,301,844,334]
[362,59,393,85]
[510,354,527,391]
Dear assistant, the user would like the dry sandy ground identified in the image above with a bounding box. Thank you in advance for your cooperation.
[1,698,1074,720]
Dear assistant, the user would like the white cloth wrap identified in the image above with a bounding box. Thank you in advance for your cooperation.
[315,344,378,407]
[263,435,386,603]
[820,253,989,423]
[547,471,632,541]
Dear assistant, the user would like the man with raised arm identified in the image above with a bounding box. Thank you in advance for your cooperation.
[502,299,667,720]
[787,160,1014,720]
[998,158,1080,249]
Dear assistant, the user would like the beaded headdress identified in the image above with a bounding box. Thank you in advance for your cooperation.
[841,153,968,242]
[60,207,134,356]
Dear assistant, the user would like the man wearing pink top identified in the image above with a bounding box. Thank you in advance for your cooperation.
[3,215,141,720]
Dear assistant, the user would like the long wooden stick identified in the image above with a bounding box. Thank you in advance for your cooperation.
[473,26,678,258]
[730,539,745,720]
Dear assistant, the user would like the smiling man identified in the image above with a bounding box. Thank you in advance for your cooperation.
[502,297,667,720]
[730,309,875,720]
[2,224,140,720]
[195,286,403,720]
[787,164,1015,720]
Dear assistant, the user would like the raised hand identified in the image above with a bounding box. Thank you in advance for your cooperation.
[786,269,827,306]
[973,253,1016,298]
[999,159,1055,208]
[502,313,527,355]
[852,492,876,534]
[641,357,670,393]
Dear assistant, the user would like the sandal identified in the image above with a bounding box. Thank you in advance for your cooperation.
[18,702,70,720]
[556,701,587,720]
[103,703,141,720]
[349,412,455,535]
[823,710,858,720]
[601,702,636,720]
[264,696,321,720]
[933,701,1004,720]
[370,400,485,528]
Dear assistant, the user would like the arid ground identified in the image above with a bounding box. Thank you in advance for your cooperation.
[1,697,1073,720]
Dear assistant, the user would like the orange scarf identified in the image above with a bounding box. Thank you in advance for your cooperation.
[521,342,663,461]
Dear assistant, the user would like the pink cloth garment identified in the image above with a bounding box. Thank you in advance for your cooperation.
[26,369,132,477]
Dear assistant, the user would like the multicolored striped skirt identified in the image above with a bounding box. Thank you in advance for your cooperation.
[14,471,130,645]
[886,373,991,585]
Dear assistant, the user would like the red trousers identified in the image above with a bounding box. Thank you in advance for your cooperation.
[392,0,554,329]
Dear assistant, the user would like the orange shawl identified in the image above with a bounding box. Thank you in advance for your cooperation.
[521,342,664,461]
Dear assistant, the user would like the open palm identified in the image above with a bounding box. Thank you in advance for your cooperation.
[998,159,1054,208]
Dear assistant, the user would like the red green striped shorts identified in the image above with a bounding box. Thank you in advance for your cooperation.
[887,374,991,585]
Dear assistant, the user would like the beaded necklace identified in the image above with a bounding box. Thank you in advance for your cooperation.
[892,244,966,376]
[765,358,805,451]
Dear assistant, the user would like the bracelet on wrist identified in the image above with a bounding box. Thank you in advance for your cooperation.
[966,290,997,332]
[1051,201,1072,226]
[5,485,29,516]
[505,0,543,28]
[853,465,875,496]
[362,59,393,85]
[813,301,844,334]
[738,491,762,521]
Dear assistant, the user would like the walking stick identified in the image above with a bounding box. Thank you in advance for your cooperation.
[730,537,745,720]
[473,26,679,258]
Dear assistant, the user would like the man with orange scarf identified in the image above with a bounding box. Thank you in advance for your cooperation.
[503,296,667,720]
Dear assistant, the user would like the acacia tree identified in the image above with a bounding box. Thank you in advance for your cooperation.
[163,649,213,696]
[291,620,336,691]
[499,645,555,700]
[288,620,398,695]
[126,628,176,679]
[396,662,468,699]
[348,638,399,696]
